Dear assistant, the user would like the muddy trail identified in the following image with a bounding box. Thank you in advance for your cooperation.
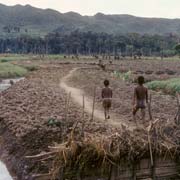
[60,68,136,130]
[68,66,178,124]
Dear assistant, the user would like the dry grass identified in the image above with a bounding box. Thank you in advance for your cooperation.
[26,119,180,179]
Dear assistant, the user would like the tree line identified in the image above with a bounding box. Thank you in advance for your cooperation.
[0,31,179,57]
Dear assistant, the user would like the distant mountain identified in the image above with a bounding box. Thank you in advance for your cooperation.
[0,3,180,37]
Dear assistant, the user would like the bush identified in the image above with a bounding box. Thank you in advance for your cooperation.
[0,59,9,63]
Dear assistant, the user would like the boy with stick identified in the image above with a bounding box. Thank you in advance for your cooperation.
[133,76,148,122]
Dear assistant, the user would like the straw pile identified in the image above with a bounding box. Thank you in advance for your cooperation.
[26,118,180,179]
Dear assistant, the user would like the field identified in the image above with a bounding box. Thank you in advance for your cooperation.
[0,55,180,179]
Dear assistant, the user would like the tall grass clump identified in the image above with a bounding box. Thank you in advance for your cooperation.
[147,78,180,94]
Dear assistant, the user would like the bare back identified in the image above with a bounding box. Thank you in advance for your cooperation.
[135,85,148,102]
[102,87,112,99]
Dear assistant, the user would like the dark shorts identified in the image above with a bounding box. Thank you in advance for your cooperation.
[133,100,146,115]
[103,99,112,109]
[136,100,146,109]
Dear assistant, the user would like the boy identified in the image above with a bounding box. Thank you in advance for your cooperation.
[133,76,148,122]
[102,80,113,120]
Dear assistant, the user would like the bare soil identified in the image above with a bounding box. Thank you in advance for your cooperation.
[68,65,178,123]
[60,68,134,130]
[0,59,179,179]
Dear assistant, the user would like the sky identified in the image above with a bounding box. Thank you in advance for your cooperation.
[1,0,180,18]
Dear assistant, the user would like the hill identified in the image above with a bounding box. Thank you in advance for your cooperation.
[0,3,180,37]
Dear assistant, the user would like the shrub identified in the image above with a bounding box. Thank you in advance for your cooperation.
[1,59,9,63]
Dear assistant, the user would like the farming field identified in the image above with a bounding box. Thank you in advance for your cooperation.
[68,60,180,122]
[0,56,180,179]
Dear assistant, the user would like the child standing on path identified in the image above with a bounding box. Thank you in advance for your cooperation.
[102,80,113,120]
[133,76,148,123]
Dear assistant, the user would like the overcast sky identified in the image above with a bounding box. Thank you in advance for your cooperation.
[1,0,180,18]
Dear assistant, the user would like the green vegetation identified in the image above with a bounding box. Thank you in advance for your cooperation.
[47,54,65,60]
[147,78,180,94]
[175,44,180,57]
[0,31,178,56]
[113,71,132,81]
[0,55,30,62]
[0,54,66,62]
[0,62,28,78]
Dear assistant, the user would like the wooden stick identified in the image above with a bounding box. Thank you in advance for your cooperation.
[67,92,71,110]
[25,151,57,159]
[83,94,85,121]
[65,92,71,122]
[175,93,180,124]
[148,132,153,167]
[34,155,55,162]
[148,93,153,120]
[31,173,51,179]
[91,87,96,121]
[64,94,68,121]
[81,94,85,136]
[63,92,71,142]
[147,122,154,167]
[48,143,68,150]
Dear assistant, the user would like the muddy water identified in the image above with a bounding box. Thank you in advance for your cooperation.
[0,78,24,180]
[0,162,12,180]
[0,78,24,92]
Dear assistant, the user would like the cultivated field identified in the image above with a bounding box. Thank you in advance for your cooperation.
[0,56,180,179]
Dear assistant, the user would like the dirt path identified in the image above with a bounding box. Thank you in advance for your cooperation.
[60,68,135,130]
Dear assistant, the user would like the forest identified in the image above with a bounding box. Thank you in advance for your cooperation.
[0,31,179,57]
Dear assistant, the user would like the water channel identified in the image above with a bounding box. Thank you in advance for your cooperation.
[0,78,24,180]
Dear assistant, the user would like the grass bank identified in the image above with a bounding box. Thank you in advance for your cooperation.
[147,78,180,94]
[0,62,28,78]
[0,54,30,62]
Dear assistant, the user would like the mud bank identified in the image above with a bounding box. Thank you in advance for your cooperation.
[0,78,24,180]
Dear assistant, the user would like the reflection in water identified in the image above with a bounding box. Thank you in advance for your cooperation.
[0,78,24,91]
